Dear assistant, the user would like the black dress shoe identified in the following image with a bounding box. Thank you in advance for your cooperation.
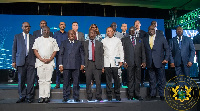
[128,96,134,100]
[87,97,92,101]
[97,97,102,101]
[135,96,143,101]
[107,96,112,101]
[16,97,25,103]
[38,97,44,103]
[27,98,33,103]
[116,96,121,101]
[44,97,50,103]
[74,99,80,102]
[160,96,164,101]
[54,84,60,89]
[62,98,69,102]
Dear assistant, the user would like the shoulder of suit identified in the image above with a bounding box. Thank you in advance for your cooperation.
[15,33,23,37]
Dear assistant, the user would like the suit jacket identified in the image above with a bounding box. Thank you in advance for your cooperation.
[122,36,146,67]
[138,30,147,39]
[12,33,36,66]
[169,36,195,66]
[143,33,170,68]
[78,32,85,41]
[33,30,53,38]
[156,30,164,36]
[58,40,84,69]
[83,40,104,70]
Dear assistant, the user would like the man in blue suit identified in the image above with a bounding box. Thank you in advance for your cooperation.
[12,22,36,103]
[58,30,84,102]
[143,25,169,100]
[169,26,195,78]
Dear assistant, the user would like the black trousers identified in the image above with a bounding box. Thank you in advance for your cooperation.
[105,67,120,97]
[17,57,35,99]
[127,65,141,97]
[63,69,80,99]
[85,61,102,98]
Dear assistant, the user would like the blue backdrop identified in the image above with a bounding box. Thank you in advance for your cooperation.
[0,14,164,69]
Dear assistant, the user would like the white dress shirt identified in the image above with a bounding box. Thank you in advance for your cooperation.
[102,36,124,67]
[22,32,29,55]
[32,36,59,68]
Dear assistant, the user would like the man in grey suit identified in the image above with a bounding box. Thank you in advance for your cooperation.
[33,20,53,38]
[72,22,85,41]
[169,26,195,78]
[12,22,36,103]
[122,26,146,100]
[59,30,84,102]
[83,29,104,101]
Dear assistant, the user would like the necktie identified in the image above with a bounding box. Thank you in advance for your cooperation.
[150,36,154,49]
[92,40,95,61]
[132,36,135,46]
[25,34,28,56]
[71,41,73,46]
[123,33,125,36]
[179,39,182,49]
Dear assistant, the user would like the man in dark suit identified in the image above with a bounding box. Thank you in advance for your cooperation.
[83,29,104,101]
[169,26,195,78]
[151,21,164,36]
[59,30,84,102]
[121,23,129,37]
[53,22,68,89]
[33,20,53,38]
[143,25,169,100]
[72,22,85,41]
[12,22,36,103]
[122,26,146,100]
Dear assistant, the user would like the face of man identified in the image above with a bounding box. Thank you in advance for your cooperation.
[59,22,66,30]
[72,23,78,32]
[106,27,114,38]
[121,24,127,32]
[148,25,156,36]
[22,22,31,34]
[42,26,50,37]
[110,23,117,31]
[176,27,183,37]
[134,21,141,30]
[129,27,135,36]
[151,21,157,28]
[40,20,47,29]
[89,30,96,40]
[68,30,76,41]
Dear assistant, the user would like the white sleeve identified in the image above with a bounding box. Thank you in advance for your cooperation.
[53,39,59,51]
[32,38,38,50]
[118,39,124,62]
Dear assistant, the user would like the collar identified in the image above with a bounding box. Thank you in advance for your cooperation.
[68,39,74,43]
[59,30,66,33]
[22,32,29,36]
[177,35,183,41]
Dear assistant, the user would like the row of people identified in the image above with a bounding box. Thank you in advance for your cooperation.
[12,20,195,103]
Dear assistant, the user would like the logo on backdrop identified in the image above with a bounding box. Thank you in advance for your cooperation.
[164,75,199,111]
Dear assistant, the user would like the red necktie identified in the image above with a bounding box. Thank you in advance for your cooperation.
[92,40,95,61]
[74,35,77,40]
[132,36,135,46]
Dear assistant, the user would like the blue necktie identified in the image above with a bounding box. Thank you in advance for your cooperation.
[25,34,28,56]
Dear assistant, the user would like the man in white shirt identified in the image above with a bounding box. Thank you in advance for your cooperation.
[33,26,59,103]
[102,27,124,101]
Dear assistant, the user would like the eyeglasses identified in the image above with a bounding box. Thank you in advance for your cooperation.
[24,26,31,28]
[91,27,97,28]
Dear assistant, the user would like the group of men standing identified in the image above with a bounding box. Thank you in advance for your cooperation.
[12,20,195,103]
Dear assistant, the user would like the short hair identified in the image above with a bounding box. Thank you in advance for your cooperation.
[72,22,78,24]
[176,26,183,30]
[106,27,113,31]
[40,20,47,24]
[134,20,140,24]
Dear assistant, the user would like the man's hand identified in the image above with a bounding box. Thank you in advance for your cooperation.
[80,65,84,70]
[162,60,168,64]
[44,59,51,64]
[59,66,64,73]
[187,62,192,67]
[12,62,16,69]
[141,63,146,68]
[170,63,175,68]
[124,63,128,69]
[119,62,123,67]
[102,68,104,73]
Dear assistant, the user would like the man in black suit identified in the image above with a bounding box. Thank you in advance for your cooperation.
[121,23,129,37]
[151,21,164,36]
[72,22,85,41]
[83,29,104,101]
[143,25,169,100]
[59,30,84,102]
[122,26,146,100]
[33,20,53,38]
[12,22,36,103]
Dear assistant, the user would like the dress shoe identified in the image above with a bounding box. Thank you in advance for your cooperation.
[38,97,44,103]
[128,96,134,100]
[97,97,102,101]
[35,84,39,89]
[135,96,143,101]
[16,97,25,103]
[74,99,80,102]
[62,98,69,102]
[87,97,92,101]
[27,98,33,103]
[44,97,50,103]
[160,96,165,101]
[116,96,121,101]
[107,96,112,101]
[54,84,60,89]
